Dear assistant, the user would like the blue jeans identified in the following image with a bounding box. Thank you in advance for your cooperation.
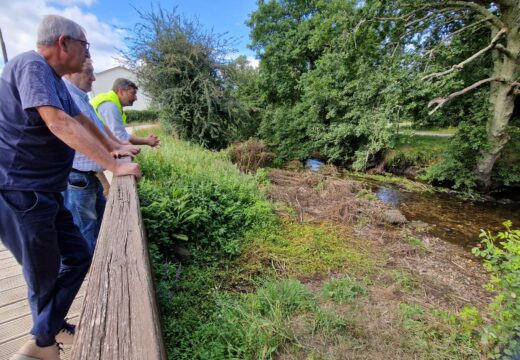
[0,190,92,345]
[63,171,106,252]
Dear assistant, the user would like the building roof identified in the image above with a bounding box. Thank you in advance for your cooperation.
[95,65,134,76]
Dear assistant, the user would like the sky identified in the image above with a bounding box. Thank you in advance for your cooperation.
[0,0,259,72]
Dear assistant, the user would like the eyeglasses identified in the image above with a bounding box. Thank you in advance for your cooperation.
[67,37,90,51]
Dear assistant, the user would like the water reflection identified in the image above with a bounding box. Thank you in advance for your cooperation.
[375,187,401,207]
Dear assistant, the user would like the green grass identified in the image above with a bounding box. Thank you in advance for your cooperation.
[393,134,451,152]
[322,277,368,304]
[237,220,379,279]
[414,126,458,135]
[135,129,483,360]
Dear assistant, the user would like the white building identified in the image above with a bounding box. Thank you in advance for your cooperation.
[91,66,151,110]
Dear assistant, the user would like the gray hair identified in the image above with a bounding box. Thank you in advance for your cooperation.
[37,15,85,46]
[112,78,138,92]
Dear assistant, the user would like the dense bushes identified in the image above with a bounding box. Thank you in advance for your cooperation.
[124,7,243,150]
[136,131,278,357]
[138,132,275,258]
[473,221,520,359]
[125,109,160,123]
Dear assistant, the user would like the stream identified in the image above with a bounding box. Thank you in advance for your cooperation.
[370,182,519,249]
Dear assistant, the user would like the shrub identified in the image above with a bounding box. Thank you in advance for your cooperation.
[124,7,243,149]
[472,221,520,359]
[125,109,159,123]
[137,132,276,258]
[228,138,276,173]
[136,131,280,358]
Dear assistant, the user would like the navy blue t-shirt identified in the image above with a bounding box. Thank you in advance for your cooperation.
[0,51,80,192]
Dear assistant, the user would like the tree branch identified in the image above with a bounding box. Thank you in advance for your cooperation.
[449,16,493,37]
[444,1,505,29]
[428,77,505,114]
[494,44,518,61]
[422,27,508,81]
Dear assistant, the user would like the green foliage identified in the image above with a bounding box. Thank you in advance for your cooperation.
[311,309,348,337]
[472,221,520,359]
[240,220,377,278]
[355,189,377,201]
[124,6,243,149]
[124,109,160,124]
[225,55,265,141]
[255,280,316,316]
[137,131,276,258]
[386,134,450,172]
[249,0,406,167]
[137,131,282,359]
[321,277,367,304]
[244,0,518,190]
[398,304,481,359]
[193,280,315,359]
[392,270,423,293]
[423,95,489,191]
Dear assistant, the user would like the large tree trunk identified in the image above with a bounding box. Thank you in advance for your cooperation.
[475,5,520,190]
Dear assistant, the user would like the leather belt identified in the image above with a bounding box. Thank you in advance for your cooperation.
[71,168,97,176]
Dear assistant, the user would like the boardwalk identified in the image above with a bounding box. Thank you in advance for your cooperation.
[0,243,86,360]
[0,124,160,359]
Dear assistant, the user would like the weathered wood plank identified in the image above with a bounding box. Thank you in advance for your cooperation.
[71,159,166,360]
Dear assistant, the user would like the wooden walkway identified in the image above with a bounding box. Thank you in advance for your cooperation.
[0,243,86,360]
[0,124,163,359]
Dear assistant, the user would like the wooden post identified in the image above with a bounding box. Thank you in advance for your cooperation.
[0,28,8,64]
[71,158,166,360]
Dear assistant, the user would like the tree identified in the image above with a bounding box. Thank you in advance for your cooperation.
[123,6,242,149]
[247,0,410,166]
[399,1,520,189]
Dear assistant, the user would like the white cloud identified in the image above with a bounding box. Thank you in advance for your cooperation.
[246,56,259,69]
[0,0,125,72]
[50,0,97,6]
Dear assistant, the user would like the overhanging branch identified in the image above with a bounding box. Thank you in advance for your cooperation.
[450,16,493,37]
[444,1,505,29]
[428,77,505,114]
[422,27,508,81]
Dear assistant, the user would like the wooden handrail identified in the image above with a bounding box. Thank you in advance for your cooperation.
[71,158,166,360]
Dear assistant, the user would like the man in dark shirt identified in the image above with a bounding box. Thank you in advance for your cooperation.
[0,15,141,360]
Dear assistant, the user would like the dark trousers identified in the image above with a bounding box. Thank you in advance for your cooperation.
[0,190,92,344]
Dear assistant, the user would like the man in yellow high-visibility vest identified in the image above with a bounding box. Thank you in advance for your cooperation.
[91,78,160,148]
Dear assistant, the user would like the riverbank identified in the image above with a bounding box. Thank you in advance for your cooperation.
[135,129,500,359]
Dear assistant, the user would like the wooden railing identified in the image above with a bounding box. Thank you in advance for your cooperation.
[71,158,166,359]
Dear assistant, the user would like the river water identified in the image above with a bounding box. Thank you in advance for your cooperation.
[352,176,520,249]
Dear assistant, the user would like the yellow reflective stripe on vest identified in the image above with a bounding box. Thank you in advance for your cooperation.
[90,90,127,125]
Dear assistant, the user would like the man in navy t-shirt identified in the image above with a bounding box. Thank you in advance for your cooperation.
[0,14,141,360]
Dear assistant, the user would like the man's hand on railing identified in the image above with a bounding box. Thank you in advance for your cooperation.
[113,162,142,182]
[112,143,140,158]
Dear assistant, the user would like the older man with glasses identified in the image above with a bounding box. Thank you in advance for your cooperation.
[0,14,141,360]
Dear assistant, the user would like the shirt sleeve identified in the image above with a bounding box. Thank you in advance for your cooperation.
[18,61,64,111]
[97,102,130,141]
